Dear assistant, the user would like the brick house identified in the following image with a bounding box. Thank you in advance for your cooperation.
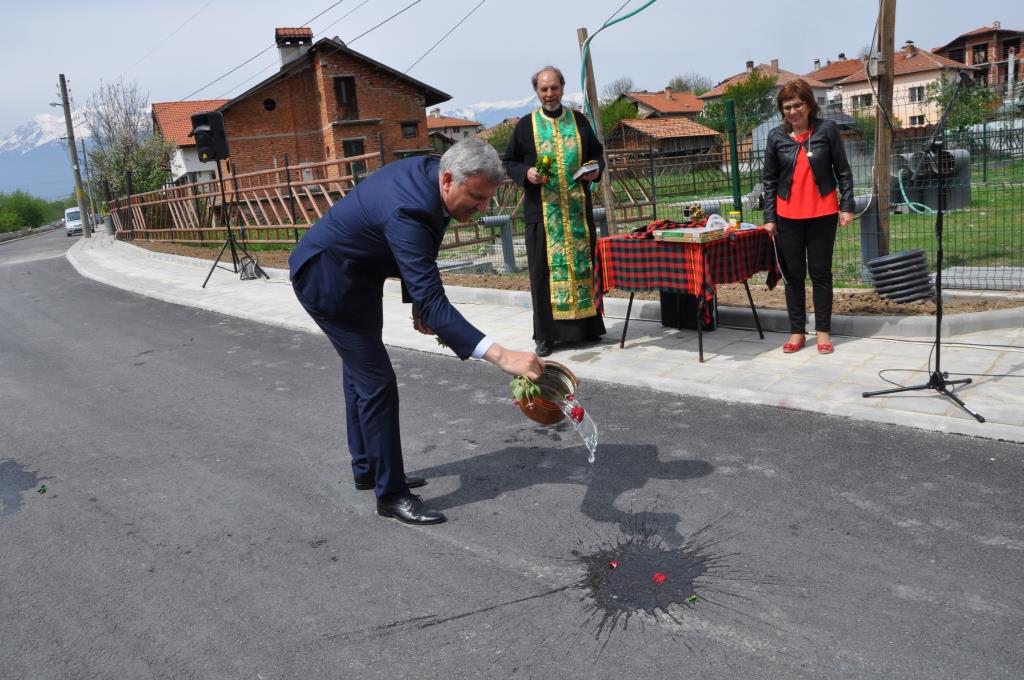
[615,87,704,119]
[151,99,229,184]
[932,21,1022,94]
[214,27,451,176]
[804,54,865,109]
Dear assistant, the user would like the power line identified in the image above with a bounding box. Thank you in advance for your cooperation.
[216,0,376,100]
[118,0,217,80]
[179,0,352,100]
[405,0,488,74]
[347,0,425,45]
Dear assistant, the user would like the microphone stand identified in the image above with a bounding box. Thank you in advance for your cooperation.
[862,73,984,423]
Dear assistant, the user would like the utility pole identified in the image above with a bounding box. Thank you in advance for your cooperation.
[577,27,617,233]
[58,73,92,238]
[871,0,896,255]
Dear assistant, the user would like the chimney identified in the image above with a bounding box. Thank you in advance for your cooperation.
[745,60,754,73]
[994,20,1001,29]
[770,58,779,72]
[813,58,821,70]
[664,86,673,100]
[838,52,846,60]
[904,39,918,56]
[429,108,441,118]
[275,27,313,67]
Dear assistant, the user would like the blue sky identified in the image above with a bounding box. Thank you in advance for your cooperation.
[3,0,1021,133]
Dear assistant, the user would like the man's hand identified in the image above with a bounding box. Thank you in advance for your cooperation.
[839,211,855,227]
[526,167,545,185]
[579,169,600,183]
[411,304,434,335]
[483,343,544,381]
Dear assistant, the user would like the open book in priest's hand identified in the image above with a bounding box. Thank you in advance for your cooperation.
[572,161,600,181]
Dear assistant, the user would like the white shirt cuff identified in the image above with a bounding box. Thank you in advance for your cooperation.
[471,336,495,360]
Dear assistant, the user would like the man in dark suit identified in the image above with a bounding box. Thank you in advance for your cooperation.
[290,138,543,526]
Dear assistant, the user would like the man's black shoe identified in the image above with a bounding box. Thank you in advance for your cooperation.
[535,341,553,357]
[376,494,446,525]
[354,474,426,491]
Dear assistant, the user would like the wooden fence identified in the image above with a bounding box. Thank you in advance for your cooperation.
[108,152,496,251]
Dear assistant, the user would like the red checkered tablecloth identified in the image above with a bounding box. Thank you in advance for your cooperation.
[595,227,781,314]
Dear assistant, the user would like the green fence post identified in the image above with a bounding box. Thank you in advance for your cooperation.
[982,120,988,183]
[725,99,743,217]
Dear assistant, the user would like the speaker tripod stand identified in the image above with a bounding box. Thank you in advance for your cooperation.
[861,137,984,424]
[202,169,269,288]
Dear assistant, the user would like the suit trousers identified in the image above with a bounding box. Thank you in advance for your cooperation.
[292,252,409,501]
[776,213,839,333]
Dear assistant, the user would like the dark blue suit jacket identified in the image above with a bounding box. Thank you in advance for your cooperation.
[289,157,485,360]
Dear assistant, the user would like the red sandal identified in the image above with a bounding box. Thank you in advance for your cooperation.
[782,335,806,353]
[817,342,834,354]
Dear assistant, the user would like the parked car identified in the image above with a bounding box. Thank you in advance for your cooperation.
[64,207,83,237]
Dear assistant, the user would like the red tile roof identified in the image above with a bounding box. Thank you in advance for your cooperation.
[425,115,482,129]
[623,89,704,115]
[933,24,1023,52]
[838,46,968,84]
[152,100,230,147]
[804,58,865,84]
[700,64,827,99]
[615,117,721,140]
[275,27,313,41]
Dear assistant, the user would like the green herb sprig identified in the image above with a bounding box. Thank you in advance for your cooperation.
[510,375,541,403]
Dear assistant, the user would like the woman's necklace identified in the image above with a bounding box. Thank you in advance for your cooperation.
[792,127,814,158]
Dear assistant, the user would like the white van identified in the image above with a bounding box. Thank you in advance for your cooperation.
[64,207,83,237]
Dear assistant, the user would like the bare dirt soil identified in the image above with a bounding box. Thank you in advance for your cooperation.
[131,241,1023,317]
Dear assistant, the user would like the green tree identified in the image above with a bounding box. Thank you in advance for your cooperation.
[700,70,778,137]
[84,80,173,198]
[598,98,637,137]
[601,76,635,102]
[0,190,65,233]
[482,120,517,157]
[925,76,1000,131]
[667,72,713,96]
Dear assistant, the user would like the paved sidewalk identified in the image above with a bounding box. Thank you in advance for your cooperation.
[68,235,1024,444]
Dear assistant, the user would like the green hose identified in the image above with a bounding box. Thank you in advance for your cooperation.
[579,0,660,128]
[896,169,936,214]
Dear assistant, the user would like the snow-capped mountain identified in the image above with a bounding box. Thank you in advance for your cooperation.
[0,113,93,199]
[0,112,90,155]
[444,92,585,127]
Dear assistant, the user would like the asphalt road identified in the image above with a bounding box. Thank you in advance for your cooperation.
[2,231,1022,680]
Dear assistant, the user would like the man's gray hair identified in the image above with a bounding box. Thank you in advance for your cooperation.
[439,138,505,185]
[531,65,566,90]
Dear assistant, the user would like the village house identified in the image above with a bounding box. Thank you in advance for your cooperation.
[604,117,721,157]
[152,99,229,184]
[932,21,1022,96]
[700,60,828,106]
[804,54,865,110]
[615,88,704,120]
[203,27,451,177]
[836,42,973,127]
[425,109,483,152]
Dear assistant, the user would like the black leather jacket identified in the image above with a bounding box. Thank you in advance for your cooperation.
[762,117,855,223]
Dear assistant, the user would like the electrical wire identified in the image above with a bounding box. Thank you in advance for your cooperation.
[578,0,660,128]
[179,0,352,100]
[405,0,488,74]
[117,0,216,80]
[347,0,426,45]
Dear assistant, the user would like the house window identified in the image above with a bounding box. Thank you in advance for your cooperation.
[972,44,988,64]
[851,93,873,109]
[909,115,926,126]
[908,86,925,103]
[948,48,965,63]
[1003,39,1020,60]
[400,121,418,138]
[342,138,366,177]
[463,131,469,138]
[334,76,358,120]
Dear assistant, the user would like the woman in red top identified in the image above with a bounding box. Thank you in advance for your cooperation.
[762,79,855,354]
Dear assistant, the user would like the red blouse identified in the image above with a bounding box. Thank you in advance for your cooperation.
[776,128,840,220]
